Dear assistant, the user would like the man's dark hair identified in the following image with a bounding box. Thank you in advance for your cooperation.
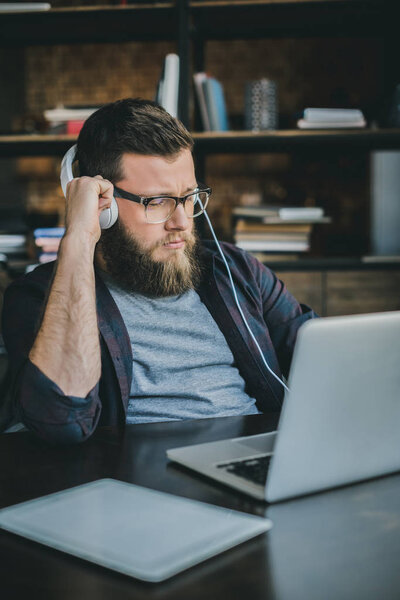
[76,98,194,183]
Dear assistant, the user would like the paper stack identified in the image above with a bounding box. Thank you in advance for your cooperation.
[297,108,366,129]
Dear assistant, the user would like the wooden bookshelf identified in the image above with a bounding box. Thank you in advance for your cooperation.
[0,4,176,46]
[0,1,394,47]
[193,129,400,153]
[190,0,393,39]
[1,129,400,157]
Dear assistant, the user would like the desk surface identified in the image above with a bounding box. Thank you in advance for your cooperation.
[1,414,400,600]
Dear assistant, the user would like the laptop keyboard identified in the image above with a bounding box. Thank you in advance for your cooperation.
[216,455,272,486]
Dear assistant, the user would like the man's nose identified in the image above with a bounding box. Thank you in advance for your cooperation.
[165,203,190,230]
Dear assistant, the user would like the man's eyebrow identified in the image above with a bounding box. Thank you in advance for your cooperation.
[141,184,198,197]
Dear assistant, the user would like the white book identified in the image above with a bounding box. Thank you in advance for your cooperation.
[161,54,180,118]
[0,234,26,247]
[44,106,98,123]
[236,240,309,252]
[297,118,366,129]
[0,3,50,12]
[279,207,324,220]
[303,108,365,123]
[193,72,211,131]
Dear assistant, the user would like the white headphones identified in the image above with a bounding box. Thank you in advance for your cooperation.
[60,144,119,229]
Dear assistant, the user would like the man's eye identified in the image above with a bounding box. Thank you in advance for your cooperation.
[148,198,167,208]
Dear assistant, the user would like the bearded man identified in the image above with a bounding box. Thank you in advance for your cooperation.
[1,98,316,443]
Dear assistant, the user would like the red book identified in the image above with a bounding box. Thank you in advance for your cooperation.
[66,120,86,134]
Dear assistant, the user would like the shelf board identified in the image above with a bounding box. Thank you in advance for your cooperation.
[0,1,395,45]
[190,0,395,40]
[260,256,400,271]
[0,134,77,157]
[193,129,400,153]
[0,3,176,46]
[1,129,400,156]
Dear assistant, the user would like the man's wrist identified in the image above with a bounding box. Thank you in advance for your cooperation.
[59,230,98,258]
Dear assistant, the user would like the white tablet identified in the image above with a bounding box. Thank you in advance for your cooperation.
[0,478,271,582]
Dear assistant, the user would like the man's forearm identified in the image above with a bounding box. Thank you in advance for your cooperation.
[29,233,101,397]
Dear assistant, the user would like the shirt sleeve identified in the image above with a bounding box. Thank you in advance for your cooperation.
[1,274,102,444]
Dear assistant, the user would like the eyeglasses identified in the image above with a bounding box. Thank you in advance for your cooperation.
[113,184,212,224]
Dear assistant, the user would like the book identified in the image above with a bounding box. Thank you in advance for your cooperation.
[362,255,400,263]
[202,77,229,132]
[0,3,50,12]
[297,119,366,129]
[158,54,179,118]
[233,206,327,222]
[33,227,65,238]
[279,207,324,220]
[33,228,64,263]
[303,108,365,123]
[298,107,366,129]
[236,240,309,252]
[250,252,300,263]
[66,120,86,135]
[44,106,98,123]
[0,234,26,256]
[193,73,211,131]
[235,219,312,234]
[235,233,309,243]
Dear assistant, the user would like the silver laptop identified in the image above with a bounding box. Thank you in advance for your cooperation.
[167,311,400,503]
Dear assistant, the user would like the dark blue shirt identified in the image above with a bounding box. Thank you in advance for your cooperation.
[2,241,317,443]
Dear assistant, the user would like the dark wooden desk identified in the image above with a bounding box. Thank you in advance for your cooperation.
[1,414,400,600]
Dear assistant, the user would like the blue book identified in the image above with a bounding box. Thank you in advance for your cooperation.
[202,77,229,131]
[33,227,65,238]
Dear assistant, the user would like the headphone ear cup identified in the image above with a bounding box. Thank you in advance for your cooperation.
[99,197,119,229]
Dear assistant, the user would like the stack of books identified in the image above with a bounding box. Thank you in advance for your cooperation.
[297,108,366,129]
[233,205,330,261]
[0,234,26,257]
[193,72,229,132]
[33,227,64,263]
[44,105,99,134]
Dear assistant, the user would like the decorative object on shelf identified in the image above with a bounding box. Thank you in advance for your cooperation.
[244,79,278,131]
[156,54,179,119]
[297,108,366,129]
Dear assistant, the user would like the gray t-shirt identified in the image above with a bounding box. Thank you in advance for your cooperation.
[104,277,260,424]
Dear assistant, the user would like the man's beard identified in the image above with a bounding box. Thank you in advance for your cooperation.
[97,220,203,297]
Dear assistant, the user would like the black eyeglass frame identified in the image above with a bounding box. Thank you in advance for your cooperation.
[113,184,212,223]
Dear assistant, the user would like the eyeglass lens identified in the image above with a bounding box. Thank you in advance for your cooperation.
[145,191,209,223]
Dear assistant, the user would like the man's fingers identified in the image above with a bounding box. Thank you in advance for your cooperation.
[93,175,114,198]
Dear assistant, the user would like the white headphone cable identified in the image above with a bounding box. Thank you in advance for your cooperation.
[200,205,290,394]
